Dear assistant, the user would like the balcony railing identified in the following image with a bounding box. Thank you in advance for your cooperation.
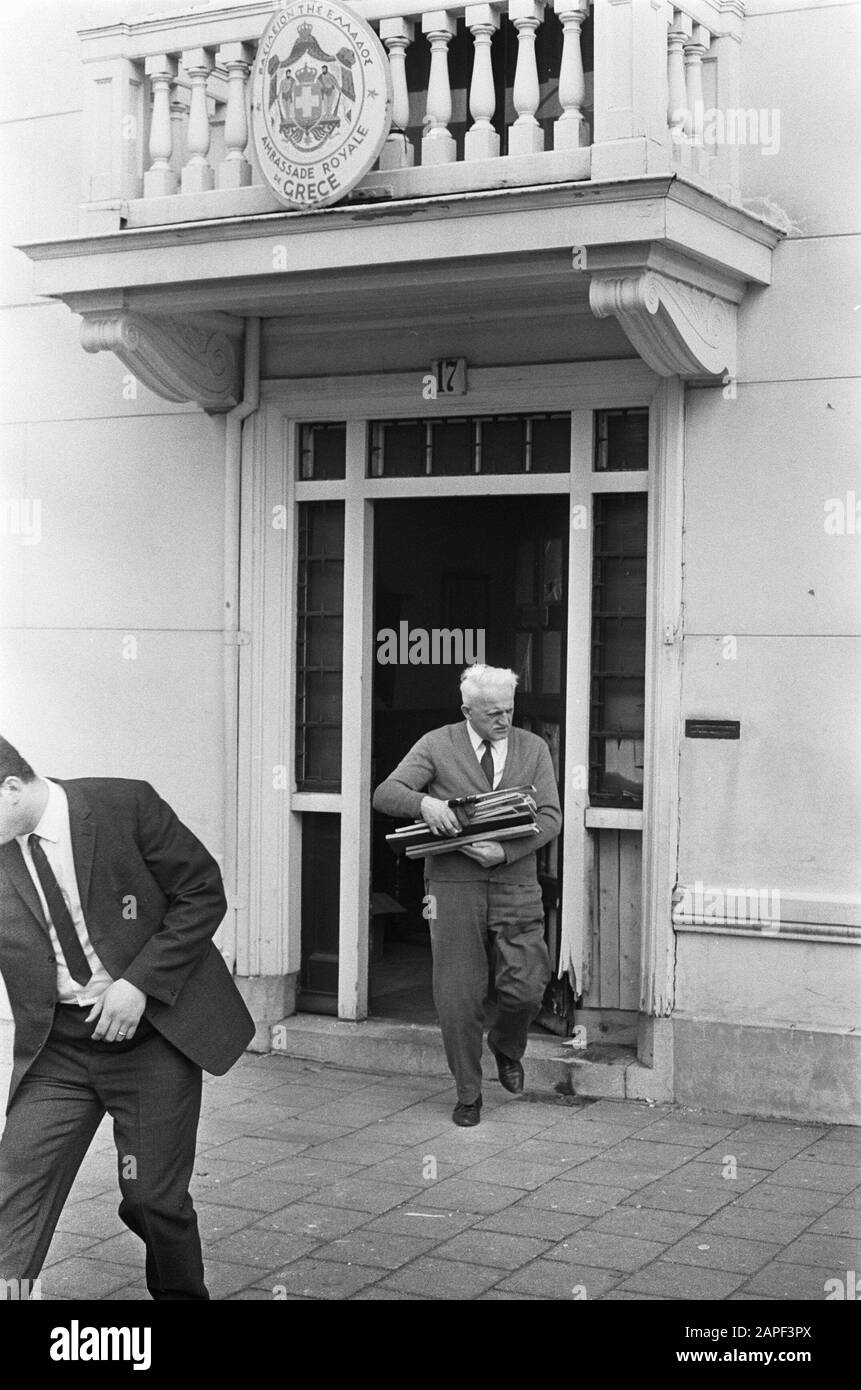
[77,0,744,233]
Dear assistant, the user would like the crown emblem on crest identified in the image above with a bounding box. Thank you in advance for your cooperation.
[295,62,317,86]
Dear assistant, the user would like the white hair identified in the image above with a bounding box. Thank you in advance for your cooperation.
[459,663,518,706]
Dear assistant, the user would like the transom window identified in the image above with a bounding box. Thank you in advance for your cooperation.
[368,413,571,477]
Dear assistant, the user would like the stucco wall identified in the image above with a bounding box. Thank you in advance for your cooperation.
[676,0,861,1033]
[0,1,229,1024]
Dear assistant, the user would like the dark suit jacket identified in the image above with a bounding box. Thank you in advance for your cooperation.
[0,778,255,1111]
[373,721,562,882]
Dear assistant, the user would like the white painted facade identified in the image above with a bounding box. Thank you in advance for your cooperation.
[0,0,858,1122]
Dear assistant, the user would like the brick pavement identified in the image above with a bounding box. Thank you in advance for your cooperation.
[3,1053,859,1301]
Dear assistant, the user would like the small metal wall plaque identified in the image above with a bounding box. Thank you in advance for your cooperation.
[685,719,741,740]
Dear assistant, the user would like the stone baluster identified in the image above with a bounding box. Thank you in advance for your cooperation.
[181,47,214,193]
[667,10,692,146]
[508,0,545,157]
[144,54,178,197]
[684,25,709,145]
[380,18,415,169]
[422,12,457,165]
[553,0,589,150]
[216,42,253,188]
[464,5,500,161]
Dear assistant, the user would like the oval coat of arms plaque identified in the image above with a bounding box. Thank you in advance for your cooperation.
[251,2,393,211]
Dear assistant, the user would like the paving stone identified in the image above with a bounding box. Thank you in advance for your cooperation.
[803,1139,861,1167]
[661,1232,780,1273]
[360,1154,475,1185]
[403,1132,515,1162]
[586,1206,704,1244]
[103,1282,151,1301]
[697,1205,814,1245]
[600,1290,675,1300]
[581,1100,671,1128]
[504,1138,604,1169]
[358,1117,454,1145]
[740,1260,837,1300]
[825,1127,861,1145]
[196,1203,264,1239]
[619,1261,746,1300]
[546,1230,667,1273]
[449,1157,581,1191]
[551,1157,672,1189]
[310,1178,423,1213]
[314,1231,439,1269]
[475,1206,591,1241]
[254,1258,384,1300]
[200,1136,312,1168]
[808,1207,861,1238]
[477,1290,546,1300]
[305,1137,410,1166]
[767,1157,861,1193]
[635,1119,743,1147]
[248,1157,367,1186]
[361,1208,479,1239]
[538,1118,634,1148]
[430,1229,551,1269]
[730,1122,827,1147]
[255,1202,372,1239]
[204,1259,271,1298]
[376,1255,503,1300]
[227,1288,286,1300]
[663,1161,772,1193]
[87,1231,145,1267]
[55,1199,124,1239]
[624,1182,737,1217]
[495,1258,622,1300]
[837,1188,861,1208]
[245,1117,354,1144]
[775,1232,861,1269]
[603,1138,702,1171]
[192,1155,270,1186]
[524,1179,631,1217]
[737,1183,845,1217]
[196,1178,318,1211]
[350,1288,433,1300]
[404,1177,526,1214]
[204,1227,320,1269]
[42,1231,103,1267]
[697,1140,820,1172]
[40,1257,141,1300]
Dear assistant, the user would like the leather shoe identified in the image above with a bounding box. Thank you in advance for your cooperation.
[452,1096,482,1127]
[490,1042,524,1094]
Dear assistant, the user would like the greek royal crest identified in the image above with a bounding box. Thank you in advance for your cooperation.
[251,3,393,211]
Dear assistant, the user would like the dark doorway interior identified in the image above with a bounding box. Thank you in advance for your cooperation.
[370,494,569,1024]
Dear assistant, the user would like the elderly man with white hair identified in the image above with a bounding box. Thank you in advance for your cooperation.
[373,664,562,1126]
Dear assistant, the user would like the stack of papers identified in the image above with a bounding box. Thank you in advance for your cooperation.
[385,785,540,859]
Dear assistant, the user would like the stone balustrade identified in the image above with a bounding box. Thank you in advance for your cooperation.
[76,0,743,232]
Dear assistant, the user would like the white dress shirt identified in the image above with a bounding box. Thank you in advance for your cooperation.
[466,721,508,790]
[16,778,112,1005]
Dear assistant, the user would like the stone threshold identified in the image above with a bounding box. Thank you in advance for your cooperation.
[268,1014,672,1103]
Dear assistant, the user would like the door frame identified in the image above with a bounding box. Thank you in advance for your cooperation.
[237,360,683,1023]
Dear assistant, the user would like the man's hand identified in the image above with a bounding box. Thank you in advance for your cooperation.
[460,840,506,867]
[420,796,461,837]
[87,979,147,1042]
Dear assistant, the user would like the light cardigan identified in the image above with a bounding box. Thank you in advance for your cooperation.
[373,721,562,882]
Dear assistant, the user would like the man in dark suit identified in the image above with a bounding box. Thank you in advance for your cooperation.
[0,735,255,1300]
[373,665,562,1127]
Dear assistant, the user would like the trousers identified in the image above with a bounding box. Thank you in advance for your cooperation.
[0,1003,207,1300]
[428,877,551,1103]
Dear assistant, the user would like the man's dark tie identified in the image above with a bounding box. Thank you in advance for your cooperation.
[27,834,92,985]
[479,740,495,788]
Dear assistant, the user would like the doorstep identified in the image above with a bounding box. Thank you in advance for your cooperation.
[269,1014,673,1102]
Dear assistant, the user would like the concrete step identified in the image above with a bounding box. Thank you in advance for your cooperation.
[269,1014,669,1101]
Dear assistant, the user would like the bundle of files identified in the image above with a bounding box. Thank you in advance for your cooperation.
[385,784,540,859]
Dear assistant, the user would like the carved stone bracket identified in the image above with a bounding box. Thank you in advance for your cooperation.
[80,311,243,412]
[589,271,737,380]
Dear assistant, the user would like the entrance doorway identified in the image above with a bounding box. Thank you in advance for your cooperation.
[369,494,570,1027]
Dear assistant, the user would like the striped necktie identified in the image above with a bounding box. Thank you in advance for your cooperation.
[479,740,495,788]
